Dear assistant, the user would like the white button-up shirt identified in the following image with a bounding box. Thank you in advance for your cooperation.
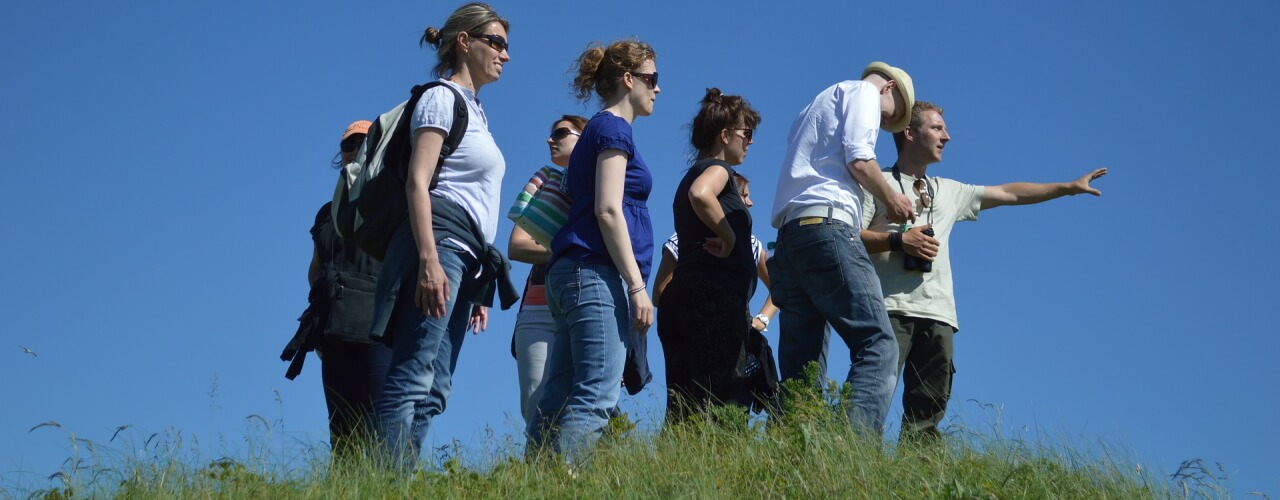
[771,80,881,228]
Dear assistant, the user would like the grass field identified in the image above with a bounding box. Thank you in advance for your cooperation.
[12,370,1231,499]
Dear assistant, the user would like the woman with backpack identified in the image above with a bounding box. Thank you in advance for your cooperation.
[526,39,660,461]
[655,88,763,422]
[372,2,516,468]
[507,114,587,427]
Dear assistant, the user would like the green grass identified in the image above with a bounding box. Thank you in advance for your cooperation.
[15,370,1223,499]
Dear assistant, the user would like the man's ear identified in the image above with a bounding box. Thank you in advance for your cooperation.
[881,79,897,95]
[902,123,916,143]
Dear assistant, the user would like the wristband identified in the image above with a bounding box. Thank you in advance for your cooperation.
[628,284,647,296]
[753,314,770,332]
[889,232,904,252]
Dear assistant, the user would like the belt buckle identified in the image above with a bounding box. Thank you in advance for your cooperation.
[798,217,825,226]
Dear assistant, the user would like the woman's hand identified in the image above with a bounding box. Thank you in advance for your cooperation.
[415,258,449,318]
[702,234,735,258]
[469,305,488,334]
[629,290,654,335]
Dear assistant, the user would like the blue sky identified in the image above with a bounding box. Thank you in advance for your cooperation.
[3,0,1277,495]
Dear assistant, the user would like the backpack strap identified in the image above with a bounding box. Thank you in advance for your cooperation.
[388,81,469,189]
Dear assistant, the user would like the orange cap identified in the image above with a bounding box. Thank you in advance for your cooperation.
[342,120,372,141]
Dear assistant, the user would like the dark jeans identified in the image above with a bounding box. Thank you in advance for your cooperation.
[890,314,956,439]
[320,338,392,457]
[768,217,899,435]
[657,274,751,422]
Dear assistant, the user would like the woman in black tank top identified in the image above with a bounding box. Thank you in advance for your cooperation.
[656,88,762,423]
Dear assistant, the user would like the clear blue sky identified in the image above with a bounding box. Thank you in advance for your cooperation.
[3,0,1277,495]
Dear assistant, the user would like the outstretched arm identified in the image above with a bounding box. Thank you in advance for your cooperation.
[982,168,1108,210]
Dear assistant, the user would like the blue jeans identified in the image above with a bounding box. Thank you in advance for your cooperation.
[768,218,899,435]
[527,259,628,462]
[376,239,478,467]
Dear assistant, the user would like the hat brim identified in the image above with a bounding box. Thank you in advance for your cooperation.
[862,62,915,133]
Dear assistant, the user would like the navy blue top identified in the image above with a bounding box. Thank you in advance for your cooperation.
[550,111,654,281]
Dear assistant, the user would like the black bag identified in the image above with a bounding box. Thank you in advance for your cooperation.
[322,270,378,343]
[738,326,780,412]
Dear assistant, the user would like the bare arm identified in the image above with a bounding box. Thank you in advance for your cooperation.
[849,159,914,224]
[508,224,551,265]
[652,247,676,306]
[750,249,779,332]
[688,166,734,257]
[407,128,448,318]
[981,168,1107,210]
[595,150,654,332]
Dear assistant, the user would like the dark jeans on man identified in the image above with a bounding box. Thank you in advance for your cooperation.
[768,217,899,435]
[321,338,392,457]
[890,314,956,440]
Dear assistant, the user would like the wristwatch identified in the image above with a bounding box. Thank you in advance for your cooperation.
[753,314,770,332]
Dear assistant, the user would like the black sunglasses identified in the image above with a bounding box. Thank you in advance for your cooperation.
[630,72,658,89]
[340,138,362,153]
[729,128,754,141]
[550,127,580,141]
[470,33,509,52]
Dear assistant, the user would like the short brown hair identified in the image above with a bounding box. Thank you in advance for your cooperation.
[893,101,944,153]
[570,39,657,104]
[420,3,510,79]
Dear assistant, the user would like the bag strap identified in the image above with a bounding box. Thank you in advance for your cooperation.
[383,81,469,189]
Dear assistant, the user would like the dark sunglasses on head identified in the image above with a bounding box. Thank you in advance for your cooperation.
[630,72,658,89]
[550,127,580,141]
[340,138,362,153]
[729,128,754,141]
[470,33,509,52]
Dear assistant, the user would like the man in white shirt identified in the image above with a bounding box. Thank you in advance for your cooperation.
[768,61,917,435]
[860,101,1107,441]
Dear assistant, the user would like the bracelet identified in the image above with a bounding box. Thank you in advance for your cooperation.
[889,232,904,252]
[628,284,647,296]
[753,314,770,332]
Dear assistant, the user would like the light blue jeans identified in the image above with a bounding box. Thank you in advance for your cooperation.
[513,307,556,426]
[376,238,478,468]
[527,259,629,462]
[768,218,899,435]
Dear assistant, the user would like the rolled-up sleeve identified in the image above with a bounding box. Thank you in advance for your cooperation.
[840,82,881,165]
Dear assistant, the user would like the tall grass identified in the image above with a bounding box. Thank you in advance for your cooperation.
[12,368,1224,499]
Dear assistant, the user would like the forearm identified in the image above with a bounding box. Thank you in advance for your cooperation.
[406,175,439,264]
[860,229,893,254]
[997,182,1075,205]
[596,208,646,290]
[849,159,894,205]
[508,227,550,264]
[755,296,779,319]
[691,191,734,243]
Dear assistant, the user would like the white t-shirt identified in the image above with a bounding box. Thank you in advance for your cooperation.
[410,79,506,244]
[771,80,882,228]
[861,171,984,330]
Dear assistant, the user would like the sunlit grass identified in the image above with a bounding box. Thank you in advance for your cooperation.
[10,366,1227,499]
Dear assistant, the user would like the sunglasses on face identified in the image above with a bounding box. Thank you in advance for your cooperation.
[470,33,509,52]
[340,138,362,153]
[630,72,658,89]
[550,127,580,141]
[729,128,754,141]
